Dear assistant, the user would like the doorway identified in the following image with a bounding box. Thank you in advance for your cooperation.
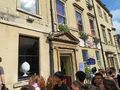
[60,54,73,88]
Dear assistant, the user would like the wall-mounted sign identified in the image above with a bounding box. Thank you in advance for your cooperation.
[79,62,84,71]
[87,58,96,65]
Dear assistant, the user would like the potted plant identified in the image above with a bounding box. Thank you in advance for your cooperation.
[59,24,69,33]
[79,32,88,46]
[85,67,92,80]
[93,37,100,47]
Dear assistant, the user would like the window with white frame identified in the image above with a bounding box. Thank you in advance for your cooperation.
[56,0,66,24]
[75,10,84,31]
[20,0,39,15]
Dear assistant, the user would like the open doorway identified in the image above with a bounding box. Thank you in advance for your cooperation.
[60,54,73,88]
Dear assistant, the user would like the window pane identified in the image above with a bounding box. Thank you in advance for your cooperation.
[20,0,38,14]
[96,51,100,60]
[102,28,107,43]
[76,11,82,24]
[57,15,65,24]
[82,50,88,61]
[18,36,39,79]
[56,0,65,16]
[56,0,66,24]
[89,19,95,35]
[76,11,83,31]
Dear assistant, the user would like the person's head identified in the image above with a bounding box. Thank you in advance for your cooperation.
[119,69,120,73]
[38,75,45,90]
[29,75,39,85]
[99,69,106,76]
[94,73,104,86]
[0,57,2,62]
[54,71,64,84]
[71,80,82,90]
[75,71,86,83]
[20,85,35,90]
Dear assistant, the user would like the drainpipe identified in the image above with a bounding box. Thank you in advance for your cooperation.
[49,0,55,76]
[91,0,107,70]
[50,0,55,32]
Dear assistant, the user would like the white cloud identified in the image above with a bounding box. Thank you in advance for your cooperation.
[111,9,120,34]
[113,21,120,34]
[111,9,120,21]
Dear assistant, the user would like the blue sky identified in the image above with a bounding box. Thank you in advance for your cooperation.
[101,0,120,34]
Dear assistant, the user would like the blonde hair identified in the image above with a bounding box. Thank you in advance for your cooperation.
[29,75,45,90]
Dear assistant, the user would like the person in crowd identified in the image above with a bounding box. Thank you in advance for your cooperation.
[71,80,82,90]
[76,71,99,90]
[37,75,45,90]
[46,76,53,90]
[75,71,86,85]
[20,85,35,90]
[29,75,41,90]
[98,69,106,77]
[0,57,6,89]
[117,69,120,88]
[53,71,69,90]
[94,73,118,90]
[46,75,57,90]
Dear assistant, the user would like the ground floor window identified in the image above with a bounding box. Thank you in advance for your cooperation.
[18,35,39,80]
[82,50,88,67]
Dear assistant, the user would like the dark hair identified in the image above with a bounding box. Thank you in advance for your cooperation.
[20,85,35,90]
[75,71,86,82]
[119,69,120,73]
[54,71,64,80]
[72,80,82,89]
[95,73,104,79]
[0,57,2,62]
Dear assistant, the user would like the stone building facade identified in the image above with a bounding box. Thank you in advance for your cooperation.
[0,0,119,89]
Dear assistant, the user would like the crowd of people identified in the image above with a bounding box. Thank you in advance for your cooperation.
[20,67,120,90]
[0,56,120,90]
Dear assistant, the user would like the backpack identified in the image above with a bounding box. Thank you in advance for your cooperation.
[81,84,99,90]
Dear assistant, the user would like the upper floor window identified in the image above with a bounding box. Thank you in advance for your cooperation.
[20,0,39,15]
[86,0,93,10]
[18,35,39,80]
[108,30,113,45]
[89,18,95,35]
[104,12,108,23]
[101,26,107,44]
[56,0,66,24]
[97,6,102,17]
[75,11,83,31]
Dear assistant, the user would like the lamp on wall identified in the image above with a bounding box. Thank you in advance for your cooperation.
[26,16,35,23]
